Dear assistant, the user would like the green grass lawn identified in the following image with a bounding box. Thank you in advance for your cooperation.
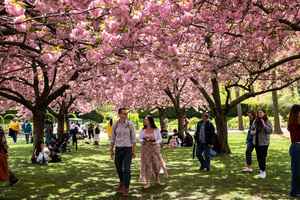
[0,133,296,200]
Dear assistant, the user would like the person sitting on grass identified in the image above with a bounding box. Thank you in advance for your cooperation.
[169,135,179,148]
[47,140,62,163]
[168,130,183,148]
[36,144,50,165]
[182,132,194,147]
[167,129,179,144]
[32,142,50,165]
[0,126,19,186]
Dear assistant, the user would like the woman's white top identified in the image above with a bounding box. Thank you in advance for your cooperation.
[140,128,162,144]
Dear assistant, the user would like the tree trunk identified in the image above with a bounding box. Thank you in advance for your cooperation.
[177,108,185,140]
[57,113,65,141]
[215,111,231,154]
[297,80,300,96]
[235,87,244,130]
[211,78,231,154]
[272,90,283,134]
[158,108,167,131]
[32,109,46,150]
[65,115,70,134]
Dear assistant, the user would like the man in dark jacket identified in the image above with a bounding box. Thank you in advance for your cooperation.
[194,113,215,171]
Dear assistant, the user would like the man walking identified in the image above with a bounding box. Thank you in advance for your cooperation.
[194,112,215,172]
[110,108,136,196]
[22,120,32,144]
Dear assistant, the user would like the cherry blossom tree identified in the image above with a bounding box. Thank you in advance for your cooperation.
[105,0,300,153]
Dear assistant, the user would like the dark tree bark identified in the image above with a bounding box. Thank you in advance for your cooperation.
[158,107,167,131]
[164,79,188,139]
[211,78,231,153]
[235,87,244,130]
[32,109,46,150]
[272,90,283,134]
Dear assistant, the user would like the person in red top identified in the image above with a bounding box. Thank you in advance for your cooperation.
[287,104,300,198]
[0,126,18,186]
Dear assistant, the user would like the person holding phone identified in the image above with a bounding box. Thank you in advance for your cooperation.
[250,109,272,179]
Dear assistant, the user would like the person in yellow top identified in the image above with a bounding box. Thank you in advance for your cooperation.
[9,119,20,144]
[106,118,113,141]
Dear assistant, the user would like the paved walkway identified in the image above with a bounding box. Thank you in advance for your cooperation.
[228,128,290,138]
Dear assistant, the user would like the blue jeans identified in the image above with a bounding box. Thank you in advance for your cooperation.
[196,143,211,170]
[115,147,132,188]
[290,143,300,196]
[10,132,17,143]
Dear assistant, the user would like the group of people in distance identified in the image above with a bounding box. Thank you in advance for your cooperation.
[7,119,33,145]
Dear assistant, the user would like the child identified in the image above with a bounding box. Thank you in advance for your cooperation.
[169,135,178,148]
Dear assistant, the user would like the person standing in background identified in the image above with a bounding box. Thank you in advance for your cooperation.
[88,123,94,144]
[242,111,256,173]
[8,118,20,144]
[94,124,100,146]
[106,118,113,142]
[70,122,79,151]
[22,120,32,144]
[287,105,300,197]
[250,109,272,179]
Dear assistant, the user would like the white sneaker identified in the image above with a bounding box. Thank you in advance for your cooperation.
[258,171,266,179]
[242,167,253,173]
[159,168,164,174]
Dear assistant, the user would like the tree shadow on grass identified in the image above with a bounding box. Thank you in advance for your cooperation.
[160,136,294,200]
[1,135,298,200]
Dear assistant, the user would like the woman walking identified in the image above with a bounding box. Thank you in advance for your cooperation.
[140,116,167,189]
[287,105,300,197]
[0,126,18,186]
[250,109,272,179]
[242,111,256,173]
